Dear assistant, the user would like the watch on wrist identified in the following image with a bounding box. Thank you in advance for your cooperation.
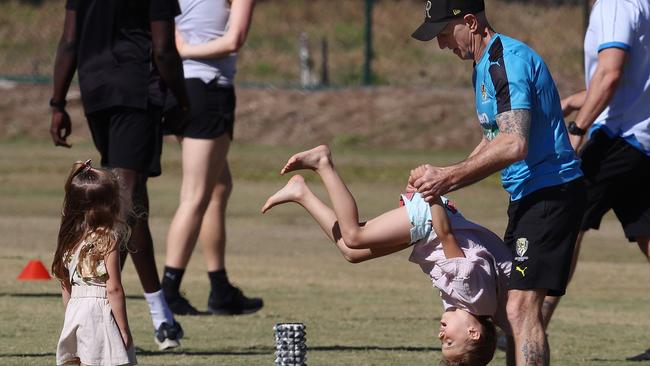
[567,121,586,136]
[49,98,67,111]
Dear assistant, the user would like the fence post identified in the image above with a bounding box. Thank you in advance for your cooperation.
[363,0,374,86]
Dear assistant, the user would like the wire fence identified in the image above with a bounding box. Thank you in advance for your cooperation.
[1,0,589,91]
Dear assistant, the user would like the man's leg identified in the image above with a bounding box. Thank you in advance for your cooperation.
[541,231,585,328]
[115,168,181,350]
[507,289,549,366]
[626,236,650,361]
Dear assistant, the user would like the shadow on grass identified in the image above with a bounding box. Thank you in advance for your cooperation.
[135,345,440,357]
[0,345,440,359]
[0,292,144,300]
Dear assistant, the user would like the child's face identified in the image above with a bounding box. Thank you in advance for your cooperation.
[438,309,481,359]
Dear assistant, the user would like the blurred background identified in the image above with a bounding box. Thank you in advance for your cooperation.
[1,0,591,149]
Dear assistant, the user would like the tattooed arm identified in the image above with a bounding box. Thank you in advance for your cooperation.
[411,109,531,201]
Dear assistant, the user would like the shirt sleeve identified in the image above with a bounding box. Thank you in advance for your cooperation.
[150,0,181,21]
[489,52,533,114]
[65,0,79,10]
[592,0,638,52]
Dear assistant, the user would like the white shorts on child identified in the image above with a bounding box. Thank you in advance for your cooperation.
[400,192,433,244]
[56,286,136,366]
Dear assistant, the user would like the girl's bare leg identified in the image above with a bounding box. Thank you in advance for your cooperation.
[262,175,411,262]
[279,145,411,249]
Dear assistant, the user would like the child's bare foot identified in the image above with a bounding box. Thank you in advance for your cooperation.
[280,145,332,175]
[261,175,309,213]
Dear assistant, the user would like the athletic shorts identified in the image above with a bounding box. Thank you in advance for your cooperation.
[504,178,586,296]
[399,192,433,244]
[86,105,163,177]
[163,78,235,139]
[580,130,650,242]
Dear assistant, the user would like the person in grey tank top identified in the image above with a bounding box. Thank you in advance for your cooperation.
[161,0,262,316]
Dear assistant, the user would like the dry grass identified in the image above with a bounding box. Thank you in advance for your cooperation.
[0,141,648,365]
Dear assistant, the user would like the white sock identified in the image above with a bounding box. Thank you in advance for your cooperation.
[143,290,174,329]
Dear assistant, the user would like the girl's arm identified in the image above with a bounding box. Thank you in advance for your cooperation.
[176,0,255,59]
[61,281,71,308]
[411,165,464,259]
[105,248,132,349]
[334,235,411,264]
[431,198,465,259]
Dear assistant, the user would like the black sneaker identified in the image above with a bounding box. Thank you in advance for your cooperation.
[166,293,202,316]
[154,320,184,351]
[207,285,263,315]
[627,348,650,361]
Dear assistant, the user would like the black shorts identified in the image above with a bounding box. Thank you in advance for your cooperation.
[580,130,650,241]
[86,105,163,177]
[504,178,586,296]
[163,78,235,139]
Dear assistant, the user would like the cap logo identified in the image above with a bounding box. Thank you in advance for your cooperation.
[452,9,461,15]
[425,1,432,18]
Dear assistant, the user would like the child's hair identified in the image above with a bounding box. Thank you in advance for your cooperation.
[51,160,128,285]
[440,316,497,366]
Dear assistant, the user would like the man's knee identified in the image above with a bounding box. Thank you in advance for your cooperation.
[506,290,545,328]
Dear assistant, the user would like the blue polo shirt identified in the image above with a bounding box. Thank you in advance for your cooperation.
[473,34,582,200]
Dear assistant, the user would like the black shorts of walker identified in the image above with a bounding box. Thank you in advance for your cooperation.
[504,178,587,297]
[163,78,235,140]
[86,104,163,177]
[579,129,650,242]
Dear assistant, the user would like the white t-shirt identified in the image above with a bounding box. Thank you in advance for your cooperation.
[176,0,237,85]
[584,0,650,155]
[408,200,512,335]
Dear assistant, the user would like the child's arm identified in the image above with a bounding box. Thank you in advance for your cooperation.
[105,248,133,349]
[431,197,465,259]
[411,165,464,259]
[334,234,411,263]
[61,281,71,307]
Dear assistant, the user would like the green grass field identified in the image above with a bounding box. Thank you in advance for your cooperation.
[0,140,648,365]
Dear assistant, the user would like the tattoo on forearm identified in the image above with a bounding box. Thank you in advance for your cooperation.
[496,109,531,141]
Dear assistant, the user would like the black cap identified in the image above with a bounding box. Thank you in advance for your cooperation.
[411,0,485,41]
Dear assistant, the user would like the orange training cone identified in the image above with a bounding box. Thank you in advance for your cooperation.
[17,260,52,280]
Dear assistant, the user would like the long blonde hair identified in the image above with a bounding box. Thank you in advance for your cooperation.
[51,161,128,285]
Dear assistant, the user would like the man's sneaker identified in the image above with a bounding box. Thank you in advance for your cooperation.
[166,293,203,316]
[627,348,650,361]
[154,321,184,351]
[207,285,263,315]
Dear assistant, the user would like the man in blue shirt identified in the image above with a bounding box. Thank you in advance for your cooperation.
[410,1,586,364]
[542,0,650,361]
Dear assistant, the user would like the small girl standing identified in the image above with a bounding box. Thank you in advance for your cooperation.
[52,160,136,366]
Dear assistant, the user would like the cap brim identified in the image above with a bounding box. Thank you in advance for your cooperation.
[411,21,448,42]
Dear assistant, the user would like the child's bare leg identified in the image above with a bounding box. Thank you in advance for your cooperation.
[281,145,411,249]
[262,175,411,261]
[262,175,338,242]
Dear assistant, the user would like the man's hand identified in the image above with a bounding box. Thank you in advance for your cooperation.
[50,109,72,148]
[569,133,585,152]
[408,164,451,202]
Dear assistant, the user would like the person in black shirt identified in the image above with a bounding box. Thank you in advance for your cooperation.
[49,0,190,351]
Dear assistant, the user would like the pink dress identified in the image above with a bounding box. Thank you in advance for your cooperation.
[408,199,513,334]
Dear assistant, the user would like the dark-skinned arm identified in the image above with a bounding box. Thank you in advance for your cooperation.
[150,19,190,112]
[50,9,78,148]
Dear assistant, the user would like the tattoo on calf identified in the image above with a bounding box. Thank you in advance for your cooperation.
[496,109,531,141]
[521,338,550,366]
